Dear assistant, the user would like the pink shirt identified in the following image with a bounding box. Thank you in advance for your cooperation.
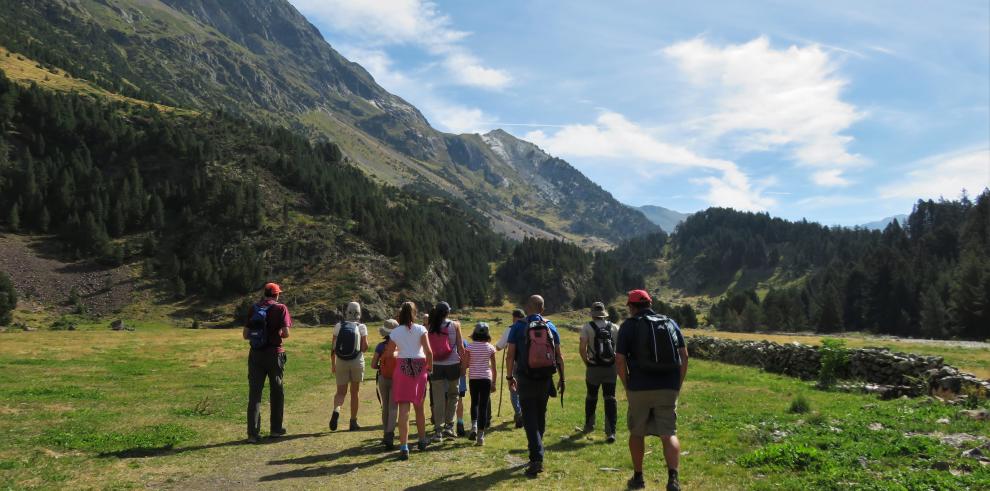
[466,341,495,380]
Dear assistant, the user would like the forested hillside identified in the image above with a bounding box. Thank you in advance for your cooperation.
[0,71,500,310]
[689,195,990,339]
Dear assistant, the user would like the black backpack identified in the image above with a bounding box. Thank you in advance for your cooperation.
[247,304,271,350]
[633,314,682,374]
[335,321,360,360]
[518,318,557,379]
[588,321,616,366]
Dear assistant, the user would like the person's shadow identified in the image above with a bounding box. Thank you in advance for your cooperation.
[404,465,525,490]
[99,432,329,458]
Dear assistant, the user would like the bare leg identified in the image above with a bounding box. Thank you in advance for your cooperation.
[629,435,646,472]
[333,384,348,409]
[661,435,680,470]
[349,381,361,418]
[414,401,427,441]
[398,403,411,445]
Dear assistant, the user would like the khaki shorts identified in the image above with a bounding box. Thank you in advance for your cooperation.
[335,357,365,385]
[627,389,679,437]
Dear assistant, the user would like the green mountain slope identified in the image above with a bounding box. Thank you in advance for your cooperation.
[0,0,657,247]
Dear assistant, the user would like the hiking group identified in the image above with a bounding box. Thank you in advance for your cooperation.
[243,283,688,490]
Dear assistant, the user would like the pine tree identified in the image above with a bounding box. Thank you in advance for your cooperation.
[0,270,16,325]
[919,286,949,338]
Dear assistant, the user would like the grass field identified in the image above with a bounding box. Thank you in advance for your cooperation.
[1,308,988,490]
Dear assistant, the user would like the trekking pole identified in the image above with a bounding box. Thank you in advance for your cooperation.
[498,349,505,417]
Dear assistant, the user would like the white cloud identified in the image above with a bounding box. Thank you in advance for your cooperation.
[524,111,775,211]
[290,0,511,90]
[879,148,990,200]
[663,36,864,186]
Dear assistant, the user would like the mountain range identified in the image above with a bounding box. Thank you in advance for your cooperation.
[860,214,910,231]
[0,0,656,249]
[635,205,692,233]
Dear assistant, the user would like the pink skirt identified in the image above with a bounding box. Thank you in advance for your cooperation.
[392,358,429,404]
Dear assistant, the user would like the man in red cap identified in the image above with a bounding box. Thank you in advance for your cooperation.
[243,282,292,443]
[615,289,688,491]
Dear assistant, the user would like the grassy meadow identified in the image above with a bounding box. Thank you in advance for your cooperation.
[1,307,989,490]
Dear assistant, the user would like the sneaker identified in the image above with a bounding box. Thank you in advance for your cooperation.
[514,414,524,429]
[666,479,680,491]
[399,448,409,461]
[443,427,457,438]
[384,432,395,450]
[246,435,260,444]
[329,410,339,431]
[269,428,287,439]
[431,432,443,444]
[582,422,594,433]
[417,439,429,452]
[456,421,466,437]
[627,473,646,489]
[349,419,360,431]
[476,431,485,446]
[524,461,543,478]
[606,434,616,444]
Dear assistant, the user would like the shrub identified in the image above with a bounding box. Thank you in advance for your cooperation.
[0,271,16,326]
[817,338,849,389]
[788,394,811,414]
[738,442,827,471]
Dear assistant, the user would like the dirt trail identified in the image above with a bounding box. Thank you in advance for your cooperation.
[0,234,136,316]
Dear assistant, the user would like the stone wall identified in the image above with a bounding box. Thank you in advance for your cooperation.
[687,335,990,398]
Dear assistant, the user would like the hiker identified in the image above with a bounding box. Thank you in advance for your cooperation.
[463,322,497,445]
[426,301,465,442]
[371,319,400,449]
[579,301,619,443]
[495,308,525,428]
[615,290,688,491]
[243,282,292,443]
[330,302,369,431]
[505,295,565,478]
[390,302,434,460]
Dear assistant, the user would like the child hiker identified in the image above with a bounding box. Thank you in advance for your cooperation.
[371,319,400,450]
[463,322,497,445]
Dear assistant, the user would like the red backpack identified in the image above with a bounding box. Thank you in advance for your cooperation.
[428,321,454,361]
[521,318,557,378]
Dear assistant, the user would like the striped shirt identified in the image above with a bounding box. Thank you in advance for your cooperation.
[466,341,495,380]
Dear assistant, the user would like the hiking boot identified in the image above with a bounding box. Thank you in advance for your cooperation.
[431,432,443,444]
[246,435,260,444]
[349,419,360,431]
[476,430,485,446]
[666,479,680,491]
[514,413,524,429]
[606,434,616,444]
[398,448,409,461]
[269,428,287,439]
[468,429,477,441]
[582,422,594,433]
[417,439,429,452]
[627,473,646,489]
[456,421,466,437]
[524,461,543,478]
[329,410,339,431]
[443,427,457,439]
[383,432,395,450]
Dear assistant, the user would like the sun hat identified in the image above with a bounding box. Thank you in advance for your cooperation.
[345,302,361,322]
[472,322,490,340]
[590,301,608,319]
[380,319,399,337]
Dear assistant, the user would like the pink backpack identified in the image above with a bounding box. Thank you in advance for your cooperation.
[428,321,453,361]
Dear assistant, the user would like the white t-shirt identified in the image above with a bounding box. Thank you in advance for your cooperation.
[390,323,428,359]
[580,319,619,360]
[495,326,512,350]
[333,321,368,337]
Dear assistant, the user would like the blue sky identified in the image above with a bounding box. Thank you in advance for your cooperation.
[289,0,990,225]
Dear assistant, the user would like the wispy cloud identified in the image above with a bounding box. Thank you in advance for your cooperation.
[524,111,776,211]
[879,147,990,200]
[663,36,865,186]
[290,0,511,90]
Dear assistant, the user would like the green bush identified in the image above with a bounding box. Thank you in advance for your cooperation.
[0,271,16,326]
[818,338,849,389]
[788,394,811,414]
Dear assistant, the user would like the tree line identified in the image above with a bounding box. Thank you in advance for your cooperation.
[0,70,500,308]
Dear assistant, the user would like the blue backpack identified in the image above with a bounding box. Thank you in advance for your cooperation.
[335,321,360,360]
[247,304,272,349]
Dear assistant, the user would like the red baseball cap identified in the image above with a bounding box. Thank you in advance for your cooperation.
[627,289,652,304]
[264,282,283,295]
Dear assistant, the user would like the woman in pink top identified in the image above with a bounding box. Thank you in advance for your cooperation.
[462,322,497,445]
